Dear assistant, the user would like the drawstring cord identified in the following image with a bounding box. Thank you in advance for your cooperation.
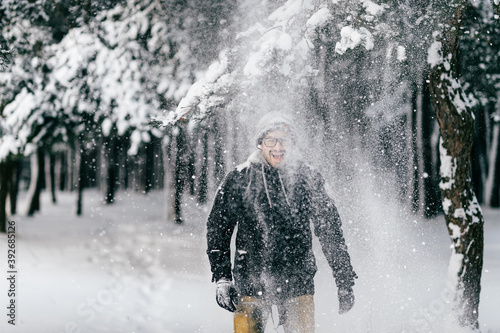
[278,170,291,206]
[262,164,272,208]
[261,164,291,208]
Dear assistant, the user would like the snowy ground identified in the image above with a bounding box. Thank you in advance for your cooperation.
[0,189,498,333]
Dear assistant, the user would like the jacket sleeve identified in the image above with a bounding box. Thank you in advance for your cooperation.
[310,171,358,289]
[206,170,240,282]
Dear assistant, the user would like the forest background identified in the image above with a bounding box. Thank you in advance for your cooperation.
[1,0,500,331]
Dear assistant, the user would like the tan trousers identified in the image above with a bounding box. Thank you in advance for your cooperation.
[234,295,315,333]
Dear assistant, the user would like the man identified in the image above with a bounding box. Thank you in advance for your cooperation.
[207,113,357,332]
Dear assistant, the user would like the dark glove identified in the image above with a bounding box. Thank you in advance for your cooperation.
[216,278,238,312]
[338,287,355,314]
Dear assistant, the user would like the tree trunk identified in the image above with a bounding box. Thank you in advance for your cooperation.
[198,131,209,204]
[428,2,484,328]
[68,147,75,192]
[137,146,146,192]
[8,159,20,216]
[0,161,11,233]
[104,135,118,204]
[470,105,488,204]
[49,153,57,203]
[122,137,129,190]
[212,117,225,187]
[96,139,103,192]
[162,135,175,222]
[123,151,129,190]
[154,136,164,190]
[174,126,188,224]
[187,132,197,196]
[485,115,500,207]
[58,151,67,191]
[27,149,44,216]
[144,138,154,193]
[410,79,421,213]
[76,140,85,216]
[421,75,441,217]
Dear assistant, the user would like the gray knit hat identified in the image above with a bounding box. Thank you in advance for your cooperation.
[254,112,296,147]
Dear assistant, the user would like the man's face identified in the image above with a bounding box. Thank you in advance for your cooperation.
[260,130,290,169]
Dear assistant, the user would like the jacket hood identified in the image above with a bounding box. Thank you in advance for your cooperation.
[248,150,267,165]
[235,150,268,172]
[236,149,303,173]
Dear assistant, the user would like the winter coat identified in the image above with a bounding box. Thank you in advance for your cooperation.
[207,151,357,303]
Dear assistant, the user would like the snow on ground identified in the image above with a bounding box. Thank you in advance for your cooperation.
[0,189,498,333]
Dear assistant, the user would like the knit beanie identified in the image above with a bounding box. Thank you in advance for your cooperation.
[254,112,296,147]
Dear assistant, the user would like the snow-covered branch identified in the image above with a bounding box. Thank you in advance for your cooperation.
[160,0,395,127]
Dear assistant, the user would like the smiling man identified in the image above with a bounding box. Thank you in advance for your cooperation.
[206,113,357,333]
[260,130,288,168]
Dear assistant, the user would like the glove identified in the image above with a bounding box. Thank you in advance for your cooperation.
[216,278,238,312]
[338,287,355,315]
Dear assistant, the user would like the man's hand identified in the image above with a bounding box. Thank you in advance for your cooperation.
[338,287,355,314]
[216,278,239,312]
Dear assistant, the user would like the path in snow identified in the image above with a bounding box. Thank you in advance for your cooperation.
[0,189,498,332]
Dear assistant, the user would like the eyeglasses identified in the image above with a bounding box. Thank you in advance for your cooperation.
[262,137,290,147]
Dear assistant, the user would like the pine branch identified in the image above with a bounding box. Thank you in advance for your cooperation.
[0,48,13,71]
[492,0,500,16]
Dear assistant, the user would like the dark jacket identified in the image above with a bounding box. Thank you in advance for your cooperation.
[207,151,357,302]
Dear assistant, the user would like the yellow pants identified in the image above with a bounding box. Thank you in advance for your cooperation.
[234,295,315,333]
